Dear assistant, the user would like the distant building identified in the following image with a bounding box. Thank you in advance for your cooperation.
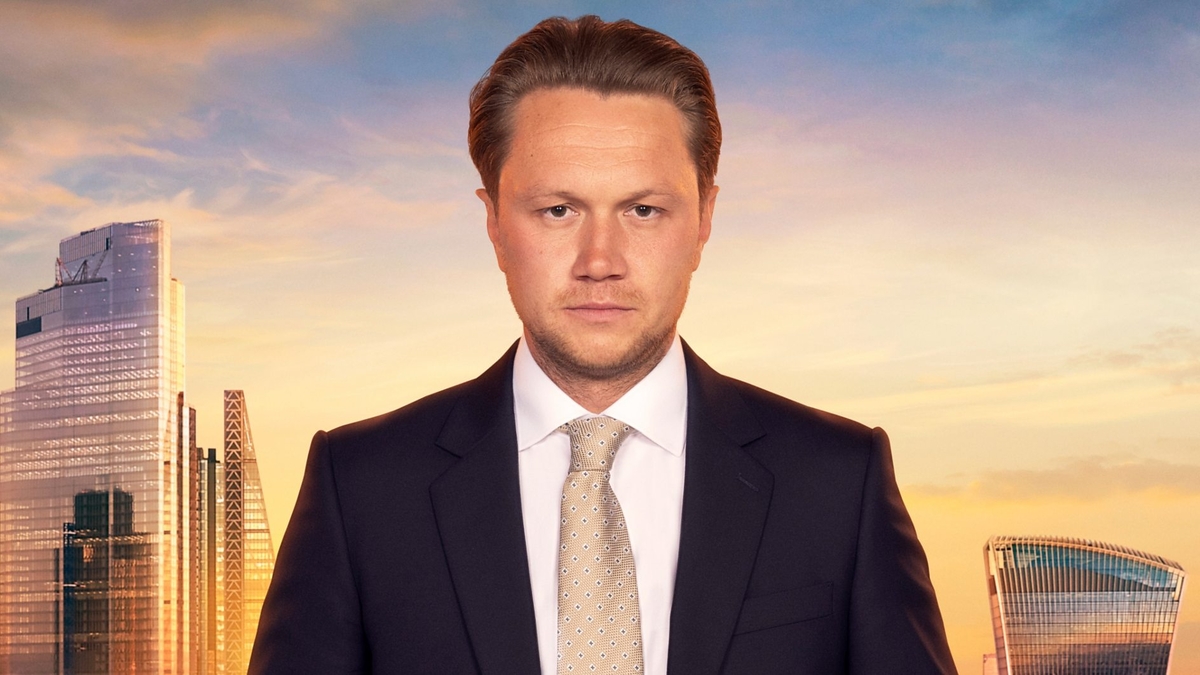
[191,389,276,675]
[0,222,274,674]
[221,389,275,675]
[198,445,225,675]
[984,535,1187,675]
[0,221,189,674]
[61,488,154,675]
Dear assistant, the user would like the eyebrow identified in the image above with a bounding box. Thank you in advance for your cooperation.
[515,187,685,204]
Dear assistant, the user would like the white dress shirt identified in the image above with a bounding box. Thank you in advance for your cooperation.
[514,335,688,675]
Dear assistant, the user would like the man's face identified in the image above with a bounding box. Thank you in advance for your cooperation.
[479,88,717,380]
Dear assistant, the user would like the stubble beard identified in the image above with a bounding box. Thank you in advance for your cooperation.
[517,281,690,389]
[527,316,677,385]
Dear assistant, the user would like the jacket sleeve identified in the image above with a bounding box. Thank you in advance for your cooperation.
[848,428,957,674]
[248,431,369,674]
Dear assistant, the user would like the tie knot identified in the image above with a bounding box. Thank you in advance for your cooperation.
[560,415,632,473]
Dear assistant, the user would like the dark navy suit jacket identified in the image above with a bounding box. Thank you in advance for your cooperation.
[249,341,957,674]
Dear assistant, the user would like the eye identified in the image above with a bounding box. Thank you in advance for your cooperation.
[630,205,659,218]
[544,205,572,219]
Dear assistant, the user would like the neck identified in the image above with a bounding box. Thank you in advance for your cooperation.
[525,331,674,413]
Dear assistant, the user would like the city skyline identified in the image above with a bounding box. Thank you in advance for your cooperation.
[1,2,1198,672]
[0,220,274,673]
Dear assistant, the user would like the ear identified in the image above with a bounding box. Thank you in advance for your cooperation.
[477,188,506,273]
[693,184,718,270]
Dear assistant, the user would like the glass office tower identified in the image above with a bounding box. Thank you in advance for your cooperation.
[985,535,1187,675]
[1,222,277,675]
[0,221,191,674]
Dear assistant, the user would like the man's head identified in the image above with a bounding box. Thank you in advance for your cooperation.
[469,15,721,205]
[470,16,721,392]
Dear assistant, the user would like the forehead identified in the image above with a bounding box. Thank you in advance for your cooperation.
[510,87,686,132]
[501,88,695,195]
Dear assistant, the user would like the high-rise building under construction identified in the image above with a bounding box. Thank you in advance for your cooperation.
[0,220,273,674]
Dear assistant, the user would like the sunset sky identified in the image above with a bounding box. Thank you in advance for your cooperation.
[2,1,1198,671]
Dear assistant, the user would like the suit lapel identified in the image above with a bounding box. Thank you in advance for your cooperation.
[427,340,772,674]
[430,343,541,675]
[668,342,773,675]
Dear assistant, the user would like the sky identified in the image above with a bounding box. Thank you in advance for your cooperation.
[1,0,1198,671]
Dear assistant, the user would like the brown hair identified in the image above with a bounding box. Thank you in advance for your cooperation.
[468,15,721,202]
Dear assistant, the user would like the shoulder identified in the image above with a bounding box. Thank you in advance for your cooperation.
[322,379,470,452]
[298,381,472,497]
[717,372,885,472]
[314,342,517,475]
[725,374,873,443]
[683,341,878,459]
[682,343,890,503]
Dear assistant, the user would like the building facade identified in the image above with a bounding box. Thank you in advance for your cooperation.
[0,221,273,674]
[984,535,1187,675]
[221,389,274,675]
[0,220,189,674]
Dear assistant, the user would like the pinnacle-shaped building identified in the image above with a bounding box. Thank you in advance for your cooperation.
[221,389,274,675]
[984,535,1187,675]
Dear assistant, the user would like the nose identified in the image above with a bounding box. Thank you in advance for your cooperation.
[572,212,627,281]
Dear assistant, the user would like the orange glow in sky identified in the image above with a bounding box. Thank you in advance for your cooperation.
[1,3,1198,672]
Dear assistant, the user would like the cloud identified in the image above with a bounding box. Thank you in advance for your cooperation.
[0,0,445,209]
[0,3,323,235]
[877,325,1200,424]
[0,2,327,130]
[0,0,474,233]
[911,456,1200,502]
[0,0,335,53]
[1060,0,1200,68]
[1072,327,1200,392]
[0,0,455,121]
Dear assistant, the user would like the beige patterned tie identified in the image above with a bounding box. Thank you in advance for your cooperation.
[557,416,644,674]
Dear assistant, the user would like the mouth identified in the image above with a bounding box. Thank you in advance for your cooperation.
[564,302,634,321]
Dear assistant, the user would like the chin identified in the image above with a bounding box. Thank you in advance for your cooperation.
[530,327,674,381]
[572,344,637,374]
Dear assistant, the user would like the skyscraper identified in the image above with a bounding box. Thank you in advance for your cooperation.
[221,389,274,675]
[1,221,275,674]
[60,489,154,674]
[984,535,1187,675]
[0,220,191,674]
[198,446,224,675]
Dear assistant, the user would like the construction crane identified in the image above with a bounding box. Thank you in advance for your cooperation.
[54,249,108,287]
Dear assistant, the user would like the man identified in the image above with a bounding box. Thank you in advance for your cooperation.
[250,15,956,675]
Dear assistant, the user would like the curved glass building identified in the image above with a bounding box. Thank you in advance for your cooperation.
[985,535,1187,675]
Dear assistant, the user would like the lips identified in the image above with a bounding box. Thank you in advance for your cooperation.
[568,302,632,311]
[565,302,633,320]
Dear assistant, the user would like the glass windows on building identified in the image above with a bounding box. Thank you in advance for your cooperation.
[984,535,1187,675]
[0,222,274,675]
[0,221,185,675]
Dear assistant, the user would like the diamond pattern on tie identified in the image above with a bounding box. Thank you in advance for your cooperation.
[557,416,643,674]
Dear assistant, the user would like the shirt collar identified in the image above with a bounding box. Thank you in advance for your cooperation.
[512,334,687,456]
